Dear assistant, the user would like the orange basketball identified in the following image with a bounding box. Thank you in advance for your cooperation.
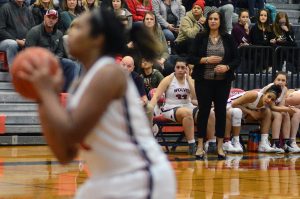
[11,47,60,101]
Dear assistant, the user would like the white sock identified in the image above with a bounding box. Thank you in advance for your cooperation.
[208,138,216,143]
[260,134,269,144]
[188,139,195,144]
[233,136,240,143]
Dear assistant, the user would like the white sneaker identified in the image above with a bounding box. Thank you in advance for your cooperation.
[271,144,285,153]
[232,140,244,153]
[258,142,277,153]
[285,142,300,153]
[223,141,238,153]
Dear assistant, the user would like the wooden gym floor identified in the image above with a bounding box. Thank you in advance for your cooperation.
[0,146,299,198]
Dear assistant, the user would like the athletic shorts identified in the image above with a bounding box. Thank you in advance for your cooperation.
[161,106,199,123]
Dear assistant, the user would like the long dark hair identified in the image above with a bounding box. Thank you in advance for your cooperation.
[89,7,161,60]
[204,10,226,35]
[257,9,272,32]
[266,84,282,99]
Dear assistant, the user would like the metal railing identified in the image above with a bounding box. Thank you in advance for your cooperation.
[233,46,300,90]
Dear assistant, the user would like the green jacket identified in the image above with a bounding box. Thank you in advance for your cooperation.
[175,11,204,43]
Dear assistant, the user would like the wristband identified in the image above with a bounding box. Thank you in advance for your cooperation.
[205,57,208,64]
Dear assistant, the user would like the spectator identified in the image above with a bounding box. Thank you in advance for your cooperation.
[112,0,132,29]
[0,0,35,68]
[204,0,236,33]
[82,0,100,11]
[25,9,80,91]
[152,0,185,42]
[190,11,239,159]
[140,58,164,96]
[59,0,81,34]
[273,12,296,47]
[149,57,197,155]
[143,11,169,69]
[31,0,60,25]
[249,9,275,46]
[232,9,250,47]
[174,0,205,55]
[273,12,298,71]
[121,56,148,106]
[126,0,152,24]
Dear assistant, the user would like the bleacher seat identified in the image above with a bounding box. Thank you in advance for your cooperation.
[0,51,9,72]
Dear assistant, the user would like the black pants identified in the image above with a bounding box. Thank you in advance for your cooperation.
[195,79,231,138]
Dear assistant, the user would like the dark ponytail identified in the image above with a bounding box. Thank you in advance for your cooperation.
[89,7,161,60]
[266,84,282,99]
[129,25,162,61]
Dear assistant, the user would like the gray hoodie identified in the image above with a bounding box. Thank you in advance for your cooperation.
[0,1,35,41]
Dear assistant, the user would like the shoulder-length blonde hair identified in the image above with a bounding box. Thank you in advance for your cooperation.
[33,0,54,8]
[82,0,100,11]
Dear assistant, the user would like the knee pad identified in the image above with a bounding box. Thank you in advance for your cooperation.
[231,108,242,126]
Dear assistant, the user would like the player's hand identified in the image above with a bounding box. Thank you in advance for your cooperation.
[17,56,64,96]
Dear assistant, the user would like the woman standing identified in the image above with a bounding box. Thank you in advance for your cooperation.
[190,10,240,159]
[18,8,175,198]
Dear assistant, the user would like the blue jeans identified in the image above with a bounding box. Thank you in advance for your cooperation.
[162,29,175,42]
[60,58,81,92]
[0,39,19,68]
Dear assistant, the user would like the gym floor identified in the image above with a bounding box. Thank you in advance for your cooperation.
[0,146,299,198]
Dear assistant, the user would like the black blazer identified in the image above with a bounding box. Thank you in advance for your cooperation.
[189,32,240,82]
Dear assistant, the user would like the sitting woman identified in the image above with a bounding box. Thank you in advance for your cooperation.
[82,0,100,11]
[112,0,132,29]
[174,0,205,55]
[260,72,298,153]
[232,9,250,47]
[143,11,169,68]
[31,0,60,25]
[149,57,198,155]
[152,0,185,42]
[228,84,282,153]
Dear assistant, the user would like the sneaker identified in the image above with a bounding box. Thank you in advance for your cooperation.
[223,141,238,153]
[258,142,277,153]
[285,142,300,153]
[232,140,244,153]
[271,144,285,153]
[188,143,197,155]
[205,141,216,154]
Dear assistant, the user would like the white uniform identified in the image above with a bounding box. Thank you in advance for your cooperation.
[67,57,176,199]
[161,74,196,122]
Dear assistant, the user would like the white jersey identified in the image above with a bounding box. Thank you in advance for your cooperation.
[67,57,175,198]
[163,74,194,110]
[228,91,265,110]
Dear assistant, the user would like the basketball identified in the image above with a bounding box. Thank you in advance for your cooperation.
[11,47,60,101]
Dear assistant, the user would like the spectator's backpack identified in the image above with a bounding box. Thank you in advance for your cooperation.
[265,3,277,23]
